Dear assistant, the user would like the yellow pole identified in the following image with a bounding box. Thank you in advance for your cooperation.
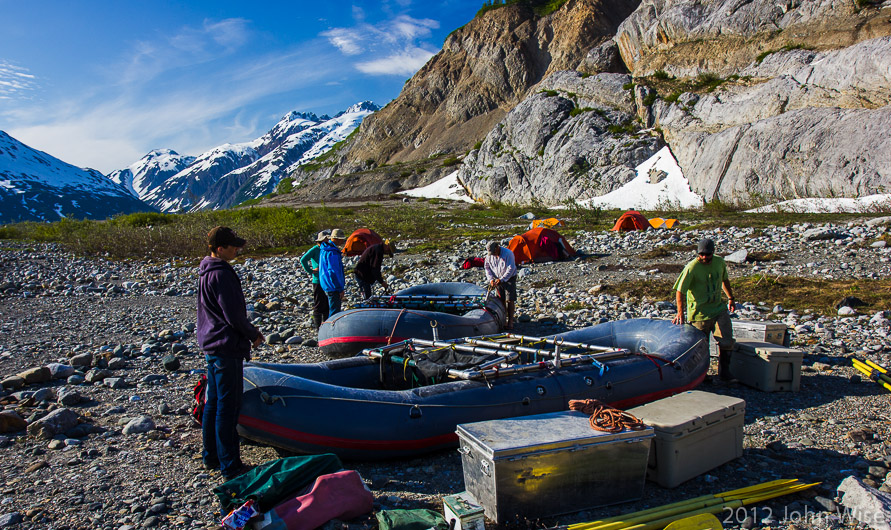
[852,360,891,392]
[864,359,889,374]
[568,481,814,530]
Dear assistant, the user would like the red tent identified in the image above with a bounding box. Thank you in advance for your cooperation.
[507,227,576,265]
[342,228,384,257]
[611,210,650,231]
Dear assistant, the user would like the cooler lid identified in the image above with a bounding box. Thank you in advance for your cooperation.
[737,339,802,359]
[626,390,745,435]
[456,410,653,459]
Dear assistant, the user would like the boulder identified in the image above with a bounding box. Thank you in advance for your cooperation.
[17,367,51,384]
[123,416,156,435]
[838,475,891,530]
[0,376,25,391]
[0,411,27,434]
[27,408,80,439]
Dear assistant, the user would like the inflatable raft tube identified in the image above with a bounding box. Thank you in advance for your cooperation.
[318,282,506,357]
[239,318,709,460]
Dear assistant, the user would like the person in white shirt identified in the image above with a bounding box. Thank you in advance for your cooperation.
[484,241,517,330]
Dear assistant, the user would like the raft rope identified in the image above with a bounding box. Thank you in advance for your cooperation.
[569,398,648,433]
[386,308,408,345]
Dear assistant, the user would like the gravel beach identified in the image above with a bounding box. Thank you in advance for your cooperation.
[2,218,891,530]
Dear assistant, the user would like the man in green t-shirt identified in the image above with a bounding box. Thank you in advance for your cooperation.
[672,238,737,380]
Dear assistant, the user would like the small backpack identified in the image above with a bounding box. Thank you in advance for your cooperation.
[191,374,207,425]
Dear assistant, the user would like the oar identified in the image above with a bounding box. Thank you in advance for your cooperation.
[852,359,891,392]
[568,479,813,530]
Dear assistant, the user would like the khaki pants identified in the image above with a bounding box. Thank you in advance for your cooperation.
[691,311,735,379]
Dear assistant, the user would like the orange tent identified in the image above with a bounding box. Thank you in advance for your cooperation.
[507,227,576,265]
[611,210,650,231]
[530,218,566,229]
[342,228,384,256]
[648,217,680,229]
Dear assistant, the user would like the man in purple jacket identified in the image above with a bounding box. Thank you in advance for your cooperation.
[198,226,264,480]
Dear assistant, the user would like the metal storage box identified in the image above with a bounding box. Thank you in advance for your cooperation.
[456,411,654,523]
[731,339,803,392]
[733,320,790,346]
[626,391,745,488]
[710,319,790,357]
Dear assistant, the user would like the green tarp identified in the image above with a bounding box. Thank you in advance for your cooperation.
[376,509,449,530]
[213,454,343,511]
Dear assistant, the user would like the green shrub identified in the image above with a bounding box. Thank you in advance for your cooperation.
[275,177,295,194]
[540,89,559,97]
[622,82,635,91]
[473,141,483,150]
[569,106,593,117]
[664,91,683,103]
[693,72,724,92]
[652,70,671,80]
[111,212,175,228]
[441,156,461,167]
[641,92,659,106]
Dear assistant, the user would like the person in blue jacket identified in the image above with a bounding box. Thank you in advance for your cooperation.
[197,226,264,480]
[300,230,331,329]
[319,228,347,316]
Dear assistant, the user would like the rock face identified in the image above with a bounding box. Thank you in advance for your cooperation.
[323,0,640,177]
[459,72,662,205]
[655,37,891,202]
[615,0,891,77]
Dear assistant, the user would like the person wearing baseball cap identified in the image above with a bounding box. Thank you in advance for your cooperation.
[319,228,348,316]
[300,230,333,329]
[197,226,263,480]
[672,238,737,380]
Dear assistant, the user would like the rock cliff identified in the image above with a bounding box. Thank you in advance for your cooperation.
[284,0,891,206]
[314,0,639,180]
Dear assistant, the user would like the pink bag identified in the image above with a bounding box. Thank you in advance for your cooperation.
[254,470,373,530]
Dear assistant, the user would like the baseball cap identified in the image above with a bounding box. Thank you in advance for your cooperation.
[697,238,715,255]
[207,226,246,249]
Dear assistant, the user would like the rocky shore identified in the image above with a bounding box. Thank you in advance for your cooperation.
[1,218,891,529]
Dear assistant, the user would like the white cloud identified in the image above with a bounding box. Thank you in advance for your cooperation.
[322,28,364,55]
[323,15,440,76]
[0,61,38,100]
[356,46,436,75]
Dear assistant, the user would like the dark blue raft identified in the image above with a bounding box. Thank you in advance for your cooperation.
[318,282,506,357]
[238,318,710,460]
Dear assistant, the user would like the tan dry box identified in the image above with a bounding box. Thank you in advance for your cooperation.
[627,390,745,488]
[730,339,803,392]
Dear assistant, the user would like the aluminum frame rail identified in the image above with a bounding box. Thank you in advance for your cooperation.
[362,336,630,382]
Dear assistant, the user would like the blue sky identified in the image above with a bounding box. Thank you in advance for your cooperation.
[0,0,481,174]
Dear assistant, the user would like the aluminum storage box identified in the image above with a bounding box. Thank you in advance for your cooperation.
[731,339,803,392]
[456,411,654,523]
[733,320,790,346]
[626,391,745,488]
[710,319,790,357]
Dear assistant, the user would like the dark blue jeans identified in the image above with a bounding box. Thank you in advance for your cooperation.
[202,354,244,477]
[355,275,373,300]
[326,291,343,316]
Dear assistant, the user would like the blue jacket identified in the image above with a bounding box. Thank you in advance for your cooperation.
[197,257,260,358]
[319,241,345,292]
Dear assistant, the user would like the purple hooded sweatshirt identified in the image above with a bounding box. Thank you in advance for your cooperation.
[197,256,260,358]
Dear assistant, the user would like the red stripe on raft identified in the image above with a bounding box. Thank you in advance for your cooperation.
[608,371,708,410]
[239,414,456,450]
[318,335,408,347]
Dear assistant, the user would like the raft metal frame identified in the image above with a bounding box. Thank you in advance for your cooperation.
[361,333,630,382]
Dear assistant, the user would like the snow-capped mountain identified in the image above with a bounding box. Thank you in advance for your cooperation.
[115,101,379,212]
[0,131,154,223]
[108,149,195,200]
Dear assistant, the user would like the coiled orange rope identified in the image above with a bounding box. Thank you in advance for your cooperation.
[568,399,649,433]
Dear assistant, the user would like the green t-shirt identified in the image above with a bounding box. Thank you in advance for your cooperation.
[673,255,728,321]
